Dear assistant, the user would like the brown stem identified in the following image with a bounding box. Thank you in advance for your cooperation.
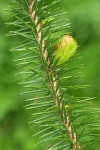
[29,0,81,149]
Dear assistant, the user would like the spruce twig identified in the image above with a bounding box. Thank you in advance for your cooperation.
[9,0,100,149]
[29,0,81,149]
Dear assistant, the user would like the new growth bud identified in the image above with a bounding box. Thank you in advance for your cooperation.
[54,35,78,65]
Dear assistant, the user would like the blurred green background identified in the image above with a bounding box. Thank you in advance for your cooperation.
[0,0,100,149]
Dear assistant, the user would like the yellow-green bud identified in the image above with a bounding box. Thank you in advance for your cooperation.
[54,35,78,65]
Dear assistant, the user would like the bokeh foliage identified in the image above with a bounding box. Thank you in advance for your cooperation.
[0,0,100,149]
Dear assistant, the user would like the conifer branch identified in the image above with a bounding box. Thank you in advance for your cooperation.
[9,0,100,149]
[29,0,81,149]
